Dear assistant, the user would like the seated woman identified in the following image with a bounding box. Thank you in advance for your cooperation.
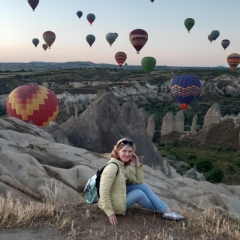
[98,138,185,225]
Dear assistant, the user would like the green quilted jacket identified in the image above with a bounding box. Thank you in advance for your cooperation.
[98,157,144,217]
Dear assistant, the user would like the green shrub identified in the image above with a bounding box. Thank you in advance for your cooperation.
[206,167,224,183]
[196,158,213,172]
[186,153,197,161]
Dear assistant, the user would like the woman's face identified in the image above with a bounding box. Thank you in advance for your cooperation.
[118,146,133,163]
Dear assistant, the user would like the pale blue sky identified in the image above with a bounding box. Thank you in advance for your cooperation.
[0,0,239,67]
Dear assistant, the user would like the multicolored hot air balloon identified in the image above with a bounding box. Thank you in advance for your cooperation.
[211,30,220,41]
[106,33,117,46]
[32,38,39,47]
[42,44,48,51]
[221,39,230,50]
[115,52,127,67]
[77,11,83,18]
[170,75,201,110]
[227,53,240,71]
[141,56,156,74]
[184,18,195,33]
[27,0,39,11]
[208,34,214,43]
[43,31,56,49]
[86,34,95,47]
[129,29,148,54]
[87,13,95,26]
[6,84,59,127]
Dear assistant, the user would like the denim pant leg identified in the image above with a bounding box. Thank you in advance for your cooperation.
[126,183,168,213]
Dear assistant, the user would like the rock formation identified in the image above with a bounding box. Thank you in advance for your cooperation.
[183,168,205,181]
[147,114,155,139]
[191,114,198,133]
[174,111,185,133]
[203,103,222,128]
[161,112,174,136]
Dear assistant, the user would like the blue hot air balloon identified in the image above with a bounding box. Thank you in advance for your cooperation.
[170,75,201,110]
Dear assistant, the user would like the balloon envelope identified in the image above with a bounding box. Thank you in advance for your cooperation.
[27,0,39,11]
[227,53,240,70]
[184,18,195,33]
[87,13,95,25]
[32,38,39,47]
[6,84,59,127]
[221,39,230,50]
[86,34,95,47]
[42,44,48,51]
[43,31,56,48]
[129,29,148,54]
[141,57,156,74]
[106,33,117,46]
[211,30,220,41]
[170,75,201,110]
[77,11,83,18]
[208,34,214,43]
[115,52,127,67]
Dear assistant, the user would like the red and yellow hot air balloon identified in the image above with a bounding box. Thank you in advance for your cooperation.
[43,31,56,49]
[6,84,59,127]
[227,53,240,70]
[115,52,127,67]
[129,29,148,54]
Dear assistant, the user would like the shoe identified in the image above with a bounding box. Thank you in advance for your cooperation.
[162,210,185,221]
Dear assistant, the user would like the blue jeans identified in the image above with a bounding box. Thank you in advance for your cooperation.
[126,183,168,213]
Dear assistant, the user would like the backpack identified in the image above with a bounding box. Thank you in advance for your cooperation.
[83,162,119,204]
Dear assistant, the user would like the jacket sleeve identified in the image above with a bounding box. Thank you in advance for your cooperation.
[126,164,144,184]
[99,163,118,217]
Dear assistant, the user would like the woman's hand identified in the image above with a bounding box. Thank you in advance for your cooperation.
[109,214,118,225]
[131,153,140,167]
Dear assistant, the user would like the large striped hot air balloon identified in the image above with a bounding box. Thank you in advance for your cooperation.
[129,29,148,54]
[6,84,59,127]
[227,53,240,71]
[115,52,127,67]
[170,75,201,110]
[141,56,156,74]
[43,31,56,49]
[27,0,39,11]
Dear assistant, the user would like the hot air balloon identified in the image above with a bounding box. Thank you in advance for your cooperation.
[141,57,156,74]
[42,44,48,51]
[32,38,39,47]
[211,30,220,41]
[77,11,83,18]
[27,0,39,11]
[170,75,201,110]
[150,0,155,2]
[208,34,214,43]
[87,13,95,25]
[221,39,230,50]
[86,34,95,47]
[184,18,195,33]
[6,84,59,127]
[114,33,118,38]
[129,29,148,54]
[43,31,56,49]
[227,53,240,71]
[115,52,127,67]
[106,33,117,46]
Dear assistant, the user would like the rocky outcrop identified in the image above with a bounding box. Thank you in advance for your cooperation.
[191,114,198,133]
[183,168,205,181]
[147,114,155,139]
[174,111,185,133]
[203,103,222,128]
[161,112,174,136]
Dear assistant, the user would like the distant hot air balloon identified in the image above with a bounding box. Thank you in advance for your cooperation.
[208,34,214,43]
[141,56,156,74]
[170,75,201,110]
[86,34,95,47]
[27,0,39,11]
[184,18,195,33]
[6,84,59,127]
[150,0,155,2]
[43,31,56,49]
[211,30,220,41]
[115,52,127,67]
[106,33,117,46]
[129,29,148,54]
[32,38,39,47]
[42,44,48,51]
[76,11,83,18]
[221,39,230,50]
[227,53,240,71]
[87,13,95,25]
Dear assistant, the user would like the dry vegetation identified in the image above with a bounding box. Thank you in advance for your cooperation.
[0,193,240,240]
